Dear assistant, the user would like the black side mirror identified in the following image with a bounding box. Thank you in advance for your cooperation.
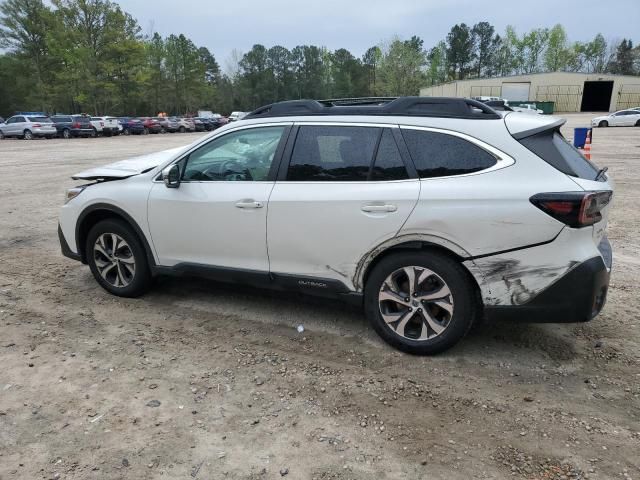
[162,164,181,188]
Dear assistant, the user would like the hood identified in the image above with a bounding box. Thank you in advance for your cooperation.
[72,146,185,180]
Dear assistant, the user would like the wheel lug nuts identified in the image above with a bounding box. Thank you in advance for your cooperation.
[405,298,410,302]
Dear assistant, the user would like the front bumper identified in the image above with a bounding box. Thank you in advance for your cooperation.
[58,224,82,262]
[485,254,610,323]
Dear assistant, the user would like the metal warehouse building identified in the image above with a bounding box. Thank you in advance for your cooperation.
[419,72,640,112]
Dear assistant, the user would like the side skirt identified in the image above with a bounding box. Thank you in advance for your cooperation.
[151,263,363,306]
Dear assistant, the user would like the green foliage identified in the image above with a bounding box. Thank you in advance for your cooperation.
[0,0,638,117]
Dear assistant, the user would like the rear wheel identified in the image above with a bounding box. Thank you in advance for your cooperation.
[62,129,71,139]
[86,219,152,297]
[364,251,478,355]
[91,128,97,138]
[598,120,608,127]
[179,126,186,133]
[124,128,130,136]
[143,127,149,135]
[23,129,33,140]
[635,120,640,127]
[160,127,166,133]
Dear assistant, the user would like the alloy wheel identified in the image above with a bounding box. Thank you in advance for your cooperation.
[93,233,136,288]
[378,266,454,341]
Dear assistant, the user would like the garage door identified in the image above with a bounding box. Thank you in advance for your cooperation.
[501,83,530,101]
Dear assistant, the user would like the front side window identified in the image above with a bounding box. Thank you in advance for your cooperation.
[14,116,25,123]
[182,126,286,182]
[287,126,381,181]
[402,129,497,178]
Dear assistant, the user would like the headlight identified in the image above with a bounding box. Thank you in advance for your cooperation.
[65,186,86,204]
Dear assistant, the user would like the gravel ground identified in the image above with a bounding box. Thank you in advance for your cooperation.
[0,116,638,480]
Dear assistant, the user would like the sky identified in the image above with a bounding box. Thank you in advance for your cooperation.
[122,0,640,73]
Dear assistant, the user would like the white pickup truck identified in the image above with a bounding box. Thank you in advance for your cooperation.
[90,116,122,136]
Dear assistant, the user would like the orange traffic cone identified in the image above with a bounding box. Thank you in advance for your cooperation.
[584,130,592,160]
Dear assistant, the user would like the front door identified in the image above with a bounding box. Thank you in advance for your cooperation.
[147,124,290,271]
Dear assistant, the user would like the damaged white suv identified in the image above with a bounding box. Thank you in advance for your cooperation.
[59,97,613,354]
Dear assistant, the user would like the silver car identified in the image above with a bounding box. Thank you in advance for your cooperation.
[591,109,640,127]
[0,115,57,139]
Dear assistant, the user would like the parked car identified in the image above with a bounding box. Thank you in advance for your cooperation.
[191,118,207,132]
[592,110,640,127]
[117,117,145,135]
[171,117,195,133]
[51,115,95,138]
[0,114,57,139]
[228,111,247,122]
[153,117,179,133]
[58,97,613,355]
[511,103,543,115]
[138,117,162,134]
[90,116,121,136]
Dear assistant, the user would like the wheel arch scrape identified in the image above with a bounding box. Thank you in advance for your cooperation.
[353,233,480,292]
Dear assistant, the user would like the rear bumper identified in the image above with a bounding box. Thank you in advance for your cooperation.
[485,255,609,323]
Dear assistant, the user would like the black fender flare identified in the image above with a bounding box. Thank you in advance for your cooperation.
[75,203,156,267]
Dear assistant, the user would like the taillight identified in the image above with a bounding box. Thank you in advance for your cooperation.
[530,191,612,228]
[72,122,81,128]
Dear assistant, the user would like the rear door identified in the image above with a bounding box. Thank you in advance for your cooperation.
[267,123,420,290]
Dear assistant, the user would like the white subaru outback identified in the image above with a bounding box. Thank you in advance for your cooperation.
[58,97,613,355]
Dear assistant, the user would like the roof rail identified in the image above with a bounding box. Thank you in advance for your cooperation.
[244,96,501,120]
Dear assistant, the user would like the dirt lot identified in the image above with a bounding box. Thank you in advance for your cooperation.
[0,116,638,480]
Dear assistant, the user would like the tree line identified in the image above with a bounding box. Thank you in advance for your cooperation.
[1,0,639,117]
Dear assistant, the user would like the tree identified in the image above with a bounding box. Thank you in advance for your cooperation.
[446,23,475,79]
[145,33,165,113]
[583,33,608,73]
[427,41,447,85]
[522,28,549,73]
[0,0,54,110]
[471,22,496,78]
[378,36,426,95]
[330,48,367,98]
[544,24,569,71]
[362,46,382,95]
[609,39,634,75]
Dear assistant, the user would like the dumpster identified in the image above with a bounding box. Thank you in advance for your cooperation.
[573,127,591,148]
[536,101,555,114]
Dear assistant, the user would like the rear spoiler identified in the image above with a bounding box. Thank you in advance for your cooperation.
[504,112,566,140]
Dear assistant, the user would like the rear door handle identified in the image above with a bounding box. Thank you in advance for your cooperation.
[361,204,397,213]
[235,200,263,209]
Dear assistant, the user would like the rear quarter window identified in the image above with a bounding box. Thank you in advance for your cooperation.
[519,130,599,180]
[401,129,497,178]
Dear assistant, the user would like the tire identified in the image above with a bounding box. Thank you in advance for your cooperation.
[635,120,640,127]
[62,129,71,139]
[179,126,186,133]
[0,130,5,140]
[598,120,608,127]
[86,219,152,298]
[23,129,33,140]
[124,128,130,136]
[91,128,97,138]
[143,127,149,135]
[364,251,478,355]
[160,127,166,134]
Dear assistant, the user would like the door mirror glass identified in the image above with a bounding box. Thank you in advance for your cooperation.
[162,164,181,188]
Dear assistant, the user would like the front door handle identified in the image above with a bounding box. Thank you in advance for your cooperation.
[235,199,263,209]
[361,203,397,213]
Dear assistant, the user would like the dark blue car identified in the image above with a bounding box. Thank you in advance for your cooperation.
[117,117,145,135]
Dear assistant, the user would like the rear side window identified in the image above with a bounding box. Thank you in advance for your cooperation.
[28,116,50,122]
[519,130,599,180]
[53,116,71,123]
[402,129,497,178]
[288,126,380,181]
[371,130,408,181]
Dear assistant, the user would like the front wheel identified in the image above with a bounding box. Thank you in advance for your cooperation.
[0,130,5,140]
[123,128,130,136]
[364,251,478,355]
[86,219,152,297]
[179,126,186,133]
[599,120,608,127]
[143,127,149,135]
